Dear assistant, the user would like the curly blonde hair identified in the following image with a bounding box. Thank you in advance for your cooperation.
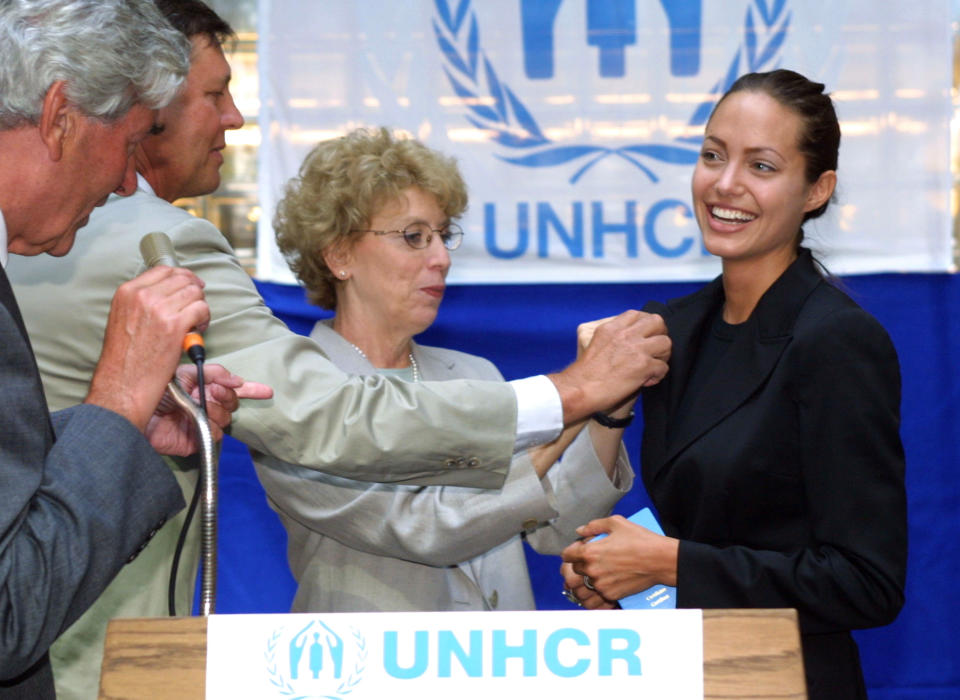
[274,127,468,309]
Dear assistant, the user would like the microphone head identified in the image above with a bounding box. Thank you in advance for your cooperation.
[140,231,180,268]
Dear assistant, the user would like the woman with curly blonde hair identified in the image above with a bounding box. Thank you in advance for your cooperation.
[256,127,636,612]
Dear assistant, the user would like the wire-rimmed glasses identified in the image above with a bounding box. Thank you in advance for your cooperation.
[355,222,464,250]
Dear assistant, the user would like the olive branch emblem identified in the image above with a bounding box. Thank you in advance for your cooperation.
[266,629,296,696]
[433,0,791,184]
[265,625,367,700]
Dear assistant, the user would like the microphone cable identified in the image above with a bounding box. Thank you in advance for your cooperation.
[168,335,206,616]
[140,231,214,615]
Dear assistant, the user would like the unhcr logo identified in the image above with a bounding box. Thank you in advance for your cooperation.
[265,619,367,699]
[264,622,641,697]
[433,0,791,184]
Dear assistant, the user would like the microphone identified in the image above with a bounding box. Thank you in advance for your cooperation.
[140,233,218,615]
[139,231,205,363]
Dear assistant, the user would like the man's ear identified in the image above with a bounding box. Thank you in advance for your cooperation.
[38,81,74,162]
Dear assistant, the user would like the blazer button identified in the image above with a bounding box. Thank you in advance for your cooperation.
[456,457,466,467]
[522,518,539,532]
[466,458,479,468]
[444,458,458,468]
[489,590,499,609]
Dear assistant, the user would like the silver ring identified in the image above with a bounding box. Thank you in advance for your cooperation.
[583,575,596,591]
[562,587,582,606]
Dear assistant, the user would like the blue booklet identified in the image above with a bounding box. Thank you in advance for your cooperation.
[590,508,676,609]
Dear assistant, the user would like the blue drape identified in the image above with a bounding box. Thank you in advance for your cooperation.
[211,272,960,697]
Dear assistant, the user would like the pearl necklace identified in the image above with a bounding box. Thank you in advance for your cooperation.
[350,343,420,383]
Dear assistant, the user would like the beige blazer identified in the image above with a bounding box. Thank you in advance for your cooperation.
[254,320,634,612]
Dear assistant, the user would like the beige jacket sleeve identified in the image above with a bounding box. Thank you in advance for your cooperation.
[253,334,632,566]
[8,189,517,486]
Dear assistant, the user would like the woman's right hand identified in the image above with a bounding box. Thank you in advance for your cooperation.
[576,316,615,359]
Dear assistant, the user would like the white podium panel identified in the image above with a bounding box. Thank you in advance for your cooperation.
[205,610,703,699]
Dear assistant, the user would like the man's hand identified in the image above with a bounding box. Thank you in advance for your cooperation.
[146,364,273,456]
[85,266,209,430]
[548,310,670,425]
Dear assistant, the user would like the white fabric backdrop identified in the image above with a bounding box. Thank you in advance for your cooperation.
[257,0,953,284]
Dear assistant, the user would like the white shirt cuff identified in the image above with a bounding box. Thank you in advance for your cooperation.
[509,374,563,452]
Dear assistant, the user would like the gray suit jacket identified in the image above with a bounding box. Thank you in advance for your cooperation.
[254,321,633,612]
[0,266,183,699]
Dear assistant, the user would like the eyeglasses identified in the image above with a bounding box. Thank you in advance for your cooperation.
[354,222,464,251]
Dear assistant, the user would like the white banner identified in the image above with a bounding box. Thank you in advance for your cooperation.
[206,610,704,699]
[257,0,953,284]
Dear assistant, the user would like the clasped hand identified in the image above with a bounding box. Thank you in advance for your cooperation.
[560,515,679,609]
[147,363,273,456]
[85,265,272,455]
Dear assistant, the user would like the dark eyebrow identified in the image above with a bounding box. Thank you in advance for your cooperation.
[744,146,784,160]
[703,134,784,161]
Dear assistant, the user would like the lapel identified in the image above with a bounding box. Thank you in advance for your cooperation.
[0,264,30,342]
[408,342,458,381]
[648,249,824,472]
[309,318,486,595]
[309,319,376,375]
[308,319,459,381]
[0,264,56,443]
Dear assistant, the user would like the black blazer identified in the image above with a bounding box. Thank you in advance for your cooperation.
[641,249,907,699]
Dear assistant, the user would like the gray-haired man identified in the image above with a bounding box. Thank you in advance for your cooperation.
[0,1,260,696]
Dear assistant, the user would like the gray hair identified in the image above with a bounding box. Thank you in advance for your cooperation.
[0,0,191,130]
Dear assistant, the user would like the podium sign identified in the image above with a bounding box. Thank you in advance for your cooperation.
[205,610,703,699]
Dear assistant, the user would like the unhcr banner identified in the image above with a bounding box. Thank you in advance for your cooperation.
[257,0,953,284]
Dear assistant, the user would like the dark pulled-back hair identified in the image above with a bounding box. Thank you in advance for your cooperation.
[716,69,840,223]
[153,0,234,45]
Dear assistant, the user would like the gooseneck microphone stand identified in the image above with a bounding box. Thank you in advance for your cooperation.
[165,378,217,616]
[140,232,218,616]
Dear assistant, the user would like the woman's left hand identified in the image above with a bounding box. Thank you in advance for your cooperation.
[560,561,617,609]
[561,515,679,603]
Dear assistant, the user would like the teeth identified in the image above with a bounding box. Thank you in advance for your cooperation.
[711,206,756,222]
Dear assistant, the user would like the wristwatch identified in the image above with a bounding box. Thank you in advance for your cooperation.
[590,409,634,429]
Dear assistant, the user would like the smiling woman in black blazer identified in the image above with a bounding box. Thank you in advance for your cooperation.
[561,69,907,700]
